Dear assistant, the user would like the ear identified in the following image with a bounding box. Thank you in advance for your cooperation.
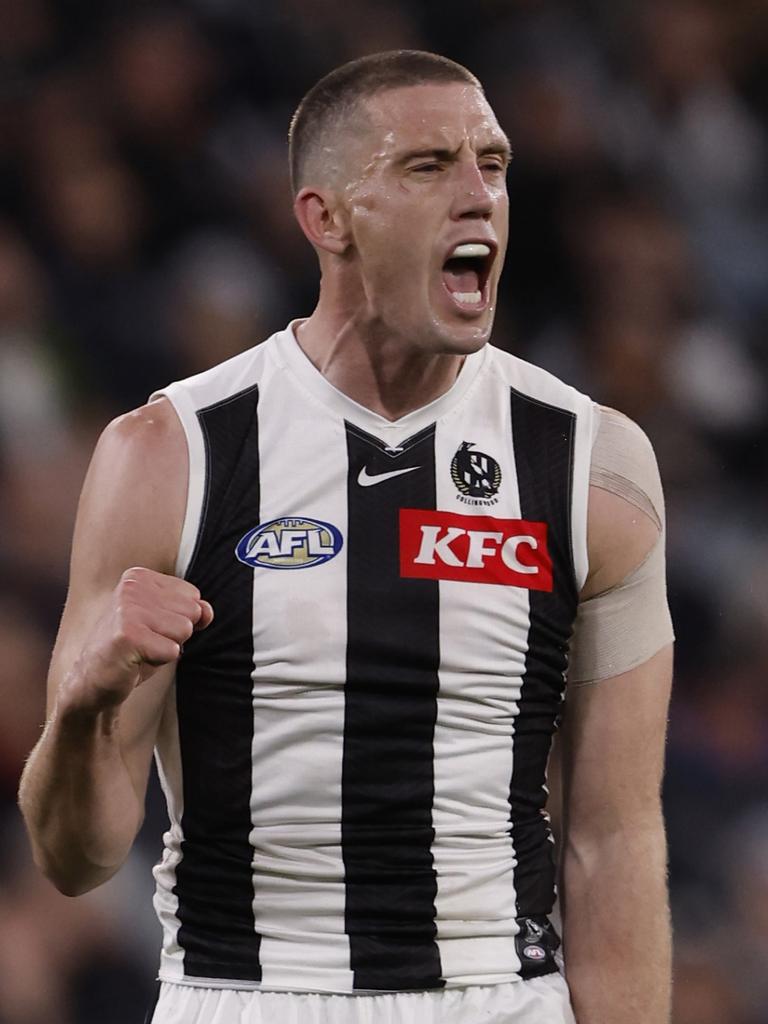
[293,187,350,256]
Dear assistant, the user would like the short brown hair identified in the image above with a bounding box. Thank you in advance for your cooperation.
[288,50,481,194]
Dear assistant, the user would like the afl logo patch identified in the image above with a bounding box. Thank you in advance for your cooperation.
[451,441,501,505]
[523,945,547,961]
[236,517,343,570]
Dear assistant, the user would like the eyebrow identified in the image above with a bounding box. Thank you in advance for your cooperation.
[397,139,513,165]
[479,140,513,161]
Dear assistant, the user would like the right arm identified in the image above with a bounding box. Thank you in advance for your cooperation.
[17,399,212,896]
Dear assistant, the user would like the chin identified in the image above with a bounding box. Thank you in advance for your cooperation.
[431,316,494,355]
[421,289,498,355]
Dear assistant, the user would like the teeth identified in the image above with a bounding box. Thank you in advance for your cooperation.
[450,243,490,258]
[453,291,482,304]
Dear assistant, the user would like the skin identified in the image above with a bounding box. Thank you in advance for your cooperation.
[17,401,199,894]
[563,486,673,1024]
[18,79,672,1023]
[293,82,511,420]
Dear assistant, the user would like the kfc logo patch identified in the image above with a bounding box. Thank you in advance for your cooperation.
[400,509,553,590]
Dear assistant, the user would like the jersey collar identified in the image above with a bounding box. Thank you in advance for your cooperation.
[276,320,489,443]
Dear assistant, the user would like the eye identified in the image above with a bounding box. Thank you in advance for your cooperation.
[411,162,444,174]
[480,160,507,176]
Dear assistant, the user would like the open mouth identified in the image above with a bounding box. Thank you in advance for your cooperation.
[441,242,495,310]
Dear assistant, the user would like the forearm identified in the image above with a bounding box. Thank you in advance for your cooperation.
[18,695,143,897]
[561,817,671,1024]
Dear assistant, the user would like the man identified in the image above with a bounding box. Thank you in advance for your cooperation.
[18,51,674,1024]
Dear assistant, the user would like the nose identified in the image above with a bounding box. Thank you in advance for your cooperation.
[451,159,494,220]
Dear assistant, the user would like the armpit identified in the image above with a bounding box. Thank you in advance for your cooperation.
[568,407,674,685]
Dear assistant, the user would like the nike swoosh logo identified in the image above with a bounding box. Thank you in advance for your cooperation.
[357,466,420,487]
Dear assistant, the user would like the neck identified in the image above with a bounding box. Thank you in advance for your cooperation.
[295,293,467,422]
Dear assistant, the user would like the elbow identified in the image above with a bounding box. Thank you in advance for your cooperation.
[31,846,120,897]
[49,875,93,898]
[561,817,668,891]
[45,863,118,897]
[565,816,666,852]
[45,865,103,897]
[563,800,666,851]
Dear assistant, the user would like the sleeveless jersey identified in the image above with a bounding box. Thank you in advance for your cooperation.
[150,323,596,993]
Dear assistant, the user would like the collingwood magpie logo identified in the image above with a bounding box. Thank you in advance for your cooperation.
[451,442,501,506]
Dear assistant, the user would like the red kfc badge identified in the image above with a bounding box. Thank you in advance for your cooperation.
[400,509,553,590]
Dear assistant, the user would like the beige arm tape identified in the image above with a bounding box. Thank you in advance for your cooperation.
[568,407,675,684]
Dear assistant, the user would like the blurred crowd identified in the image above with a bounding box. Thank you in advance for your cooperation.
[0,1,766,1022]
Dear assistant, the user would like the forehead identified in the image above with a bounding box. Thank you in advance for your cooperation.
[361,82,506,156]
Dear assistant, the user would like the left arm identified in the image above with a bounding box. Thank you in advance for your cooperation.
[560,643,672,1023]
[560,421,674,1024]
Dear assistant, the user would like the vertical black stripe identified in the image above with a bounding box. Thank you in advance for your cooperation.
[510,387,578,978]
[342,424,444,991]
[174,385,262,981]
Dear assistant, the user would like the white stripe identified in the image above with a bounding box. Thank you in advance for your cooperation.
[149,383,212,976]
[248,375,354,992]
[431,390,525,983]
[153,683,186,980]
[150,383,208,579]
[571,401,596,590]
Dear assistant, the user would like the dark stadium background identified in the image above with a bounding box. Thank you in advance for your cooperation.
[1,2,767,1021]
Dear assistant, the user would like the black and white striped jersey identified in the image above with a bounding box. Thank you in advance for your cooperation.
[150,323,596,993]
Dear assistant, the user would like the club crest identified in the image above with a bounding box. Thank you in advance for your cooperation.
[451,441,502,506]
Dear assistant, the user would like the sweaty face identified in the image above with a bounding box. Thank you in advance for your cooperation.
[341,82,510,355]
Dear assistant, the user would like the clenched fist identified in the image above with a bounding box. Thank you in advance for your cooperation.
[66,567,213,715]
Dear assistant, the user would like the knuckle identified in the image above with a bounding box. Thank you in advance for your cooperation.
[112,623,137,651]
[169,618,194,645]
[120,566,159,592]
[154,639,180,664]
[121,566,144,584]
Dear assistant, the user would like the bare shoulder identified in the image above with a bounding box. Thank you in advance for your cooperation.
[91,396,186,502]
[73,397,188,582]
[105,395,183,445]
[583,406,663,600]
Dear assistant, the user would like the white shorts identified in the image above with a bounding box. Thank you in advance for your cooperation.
[148,974,576,1024]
